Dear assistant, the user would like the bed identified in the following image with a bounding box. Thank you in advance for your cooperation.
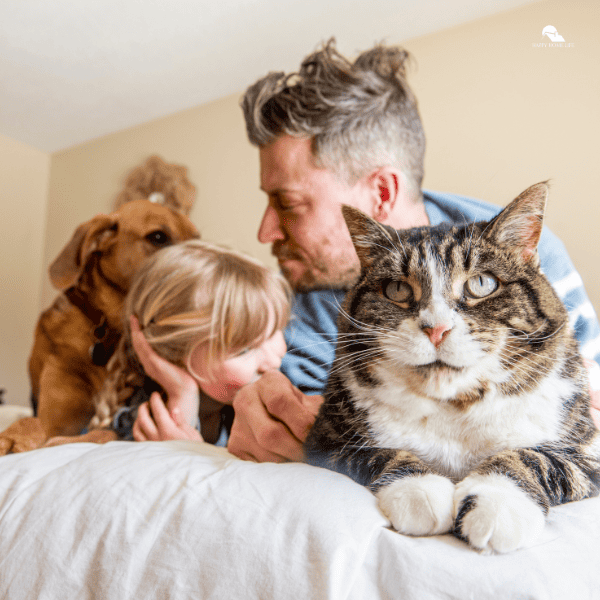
[0,430,599,600]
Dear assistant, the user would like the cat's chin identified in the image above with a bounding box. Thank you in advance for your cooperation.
[414,360,464,373]
[406,361,479,401]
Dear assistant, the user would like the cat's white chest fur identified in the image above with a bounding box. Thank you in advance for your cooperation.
[351,364,571,481]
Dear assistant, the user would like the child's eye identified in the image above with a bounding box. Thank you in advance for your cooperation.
[234,347,251,357]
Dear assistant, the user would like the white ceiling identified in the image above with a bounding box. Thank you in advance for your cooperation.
[1,0,540,153]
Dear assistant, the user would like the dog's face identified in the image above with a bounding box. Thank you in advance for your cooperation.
[49,199,199,293]
[96,200,199,292]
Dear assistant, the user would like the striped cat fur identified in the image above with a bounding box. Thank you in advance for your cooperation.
[304,182,600,553]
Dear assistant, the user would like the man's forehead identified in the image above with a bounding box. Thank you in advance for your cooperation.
[259,136,316,191]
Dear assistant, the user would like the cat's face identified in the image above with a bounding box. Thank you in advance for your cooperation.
[339,183,569,404]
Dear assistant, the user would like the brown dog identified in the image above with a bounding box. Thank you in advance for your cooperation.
[0,200,199,454]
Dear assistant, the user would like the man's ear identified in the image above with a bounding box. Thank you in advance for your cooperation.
[365,166,401,223]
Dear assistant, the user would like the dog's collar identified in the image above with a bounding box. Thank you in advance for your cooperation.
[64,287,120,367]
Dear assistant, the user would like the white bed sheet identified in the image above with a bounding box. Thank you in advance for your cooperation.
[0,440,598,600]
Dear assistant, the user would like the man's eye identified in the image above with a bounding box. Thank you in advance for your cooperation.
[275,199,292,211]
[271,193,295,212]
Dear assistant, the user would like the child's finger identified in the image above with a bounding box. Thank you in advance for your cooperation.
[148,391,177,434]
[133,400,159,441]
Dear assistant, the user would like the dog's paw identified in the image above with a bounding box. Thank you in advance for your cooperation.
[43,429,118,447]
[376,474,455,536]
[453,474,545,554]
[0,417,47,455]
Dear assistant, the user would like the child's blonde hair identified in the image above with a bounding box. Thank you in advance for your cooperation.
[91,239,291,428]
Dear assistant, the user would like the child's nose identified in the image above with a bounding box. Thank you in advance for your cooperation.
[258,334,286,372]
[259,347,282,372]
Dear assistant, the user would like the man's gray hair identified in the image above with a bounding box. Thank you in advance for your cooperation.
[241,39,426,200]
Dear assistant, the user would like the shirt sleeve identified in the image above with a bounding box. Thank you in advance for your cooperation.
[538,228,600,366]
[280,290,345,396]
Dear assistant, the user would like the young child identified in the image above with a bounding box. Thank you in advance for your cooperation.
[90,239,290,446]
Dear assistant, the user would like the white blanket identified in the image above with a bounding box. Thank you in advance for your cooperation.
[0,440,598,599]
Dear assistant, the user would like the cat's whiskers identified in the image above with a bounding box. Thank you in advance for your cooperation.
[282,329,386,357]
[495,347,563,387]
[370,240,405,261]
[328,349,389,377]
[500,333,575,363]
[392,228,407,261]
[337,306,396,334]
[503,322,565,343]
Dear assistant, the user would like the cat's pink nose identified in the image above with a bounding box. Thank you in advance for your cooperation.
[422,324,452,348]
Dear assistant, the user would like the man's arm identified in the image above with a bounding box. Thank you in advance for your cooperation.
[227,290,342,462]
[228,371,322,462]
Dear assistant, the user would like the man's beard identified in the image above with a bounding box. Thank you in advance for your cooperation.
[273,244,359,293]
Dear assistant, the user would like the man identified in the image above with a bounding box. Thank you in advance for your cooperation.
[227,39,600,463]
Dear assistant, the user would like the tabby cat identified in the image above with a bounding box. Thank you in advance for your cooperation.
[304,182,600,553]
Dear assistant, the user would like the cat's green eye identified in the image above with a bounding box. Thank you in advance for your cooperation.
[465,274,499,298]
[383,280,413,303]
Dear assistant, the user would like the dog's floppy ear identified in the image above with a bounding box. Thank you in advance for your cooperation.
[49,214,117,290]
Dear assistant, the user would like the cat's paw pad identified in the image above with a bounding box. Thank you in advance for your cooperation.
[453,474,545,554]
[376,474,455,536]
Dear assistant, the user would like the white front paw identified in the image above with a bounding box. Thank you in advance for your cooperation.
[376,474,455,536]
[454,474,545,554]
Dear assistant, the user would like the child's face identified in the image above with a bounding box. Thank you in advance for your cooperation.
[189,328,287,404]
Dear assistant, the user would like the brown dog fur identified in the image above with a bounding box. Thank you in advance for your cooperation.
[0,200,198,454]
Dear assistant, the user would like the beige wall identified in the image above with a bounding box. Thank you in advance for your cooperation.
[0,133,50,406]
[3,0,598,407]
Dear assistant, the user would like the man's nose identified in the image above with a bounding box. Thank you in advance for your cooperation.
[258,206,285,244]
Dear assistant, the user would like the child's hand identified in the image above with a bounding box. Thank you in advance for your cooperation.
[132,392,203,442]
[130,315,200,427]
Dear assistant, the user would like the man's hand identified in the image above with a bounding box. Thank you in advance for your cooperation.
[228,370,323,463]
[584,359,600,428]
[130,316,200,427]
[132,392,203,442]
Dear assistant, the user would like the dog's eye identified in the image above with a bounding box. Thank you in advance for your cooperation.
[146,230,171,247]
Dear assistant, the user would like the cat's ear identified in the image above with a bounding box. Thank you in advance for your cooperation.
[485,181,549,264]
[342,204,396,268]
